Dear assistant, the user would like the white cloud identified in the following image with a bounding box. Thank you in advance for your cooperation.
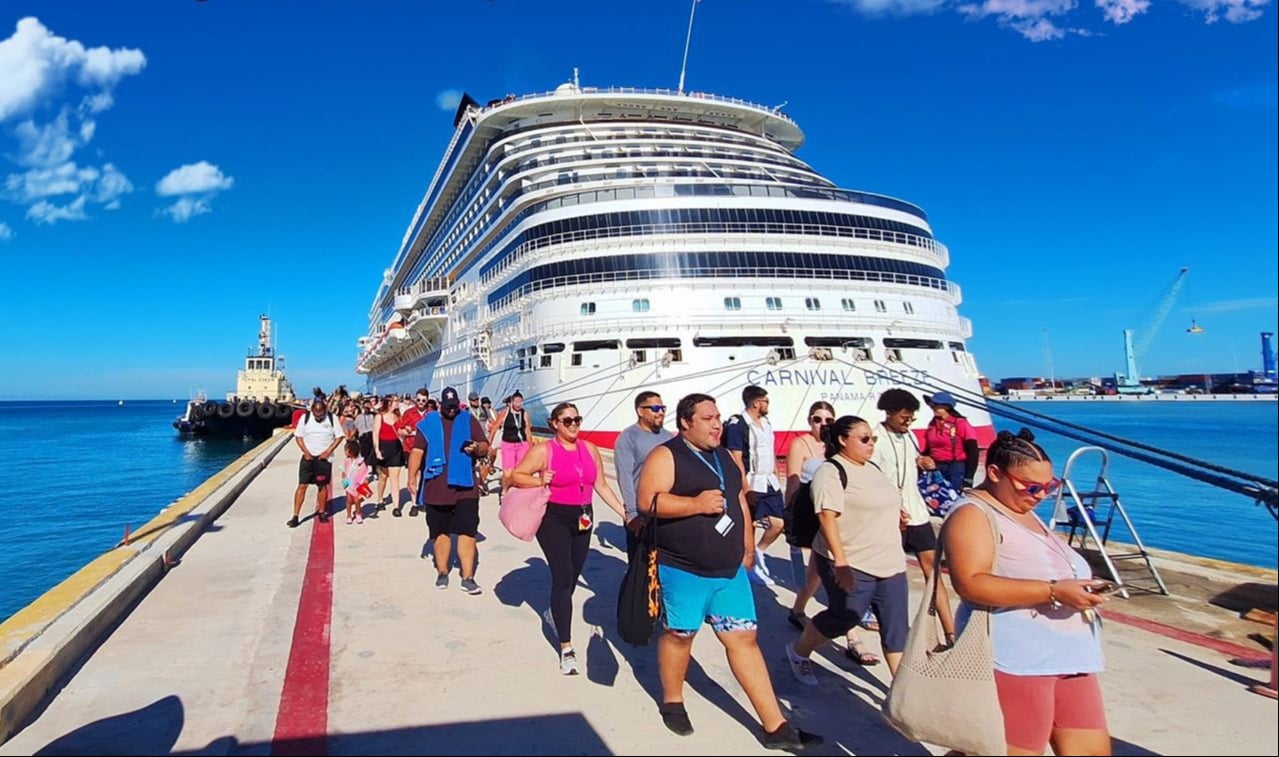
[160,196,211,223]
[26,194,87,224]
[1095,0,1151,23]
[1177,0,1270,21]
[841,0,1265,39]
[435,89,463,111]
[154,161,232,222]
[0,221,12,240]
[831,0,950,14]
[0,17,146,122]
[155,161,234,196]
[0,18,145,225]
[4,161,98,201]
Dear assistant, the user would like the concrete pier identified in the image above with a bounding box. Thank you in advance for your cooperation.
[0,434,1275,755]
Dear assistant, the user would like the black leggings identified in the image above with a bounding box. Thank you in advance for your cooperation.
[537,503,593,645]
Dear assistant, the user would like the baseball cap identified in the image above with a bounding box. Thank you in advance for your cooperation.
[440,386,461,409]
[468,391,480,401]
[926,391,957,408]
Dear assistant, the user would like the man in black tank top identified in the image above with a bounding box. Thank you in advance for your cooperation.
[635,393,822,750]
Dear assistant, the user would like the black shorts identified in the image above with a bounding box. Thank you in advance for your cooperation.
[811,556,910,653]
[299,457,332,487]
[424,498,480,539]
[901,522,938,554]
[358,431,374,464]
[750,488,785,521]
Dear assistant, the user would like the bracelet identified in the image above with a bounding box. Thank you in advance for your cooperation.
[1047,579,1062,610]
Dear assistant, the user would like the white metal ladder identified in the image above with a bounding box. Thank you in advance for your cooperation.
[1050,447,1169,598]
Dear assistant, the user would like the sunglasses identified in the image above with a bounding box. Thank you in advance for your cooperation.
[556,416,584,427]
[856,435,878,444]
[642,404,667,413]
[809,415,834,425]
[1004,470,1061,497]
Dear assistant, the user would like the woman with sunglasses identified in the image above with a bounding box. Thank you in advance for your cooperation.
[508,402,626,675]
[943,428,1111,756]
[785,416,910,685]
[783,403,878,665]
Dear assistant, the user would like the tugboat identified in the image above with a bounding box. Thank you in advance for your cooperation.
[173,315,299,438]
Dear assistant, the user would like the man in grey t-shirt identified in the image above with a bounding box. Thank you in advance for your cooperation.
[613,390,674,557]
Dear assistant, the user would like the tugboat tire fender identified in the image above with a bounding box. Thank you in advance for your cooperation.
[235,400,255,417]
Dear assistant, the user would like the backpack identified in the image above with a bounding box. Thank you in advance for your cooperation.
[785,459,848,549]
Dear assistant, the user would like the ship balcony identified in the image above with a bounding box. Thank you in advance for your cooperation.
[414,276,452,308]
[393,289,416,314]
[407,304,449,348]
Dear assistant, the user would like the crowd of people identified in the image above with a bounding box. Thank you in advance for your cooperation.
[288,382,1117,755]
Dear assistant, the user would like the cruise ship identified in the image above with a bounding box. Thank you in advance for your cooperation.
[357,79,994,448]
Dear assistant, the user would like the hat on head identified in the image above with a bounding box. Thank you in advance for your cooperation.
[440,386,461,409]
[926,391,957,408]
[468,391,480,401]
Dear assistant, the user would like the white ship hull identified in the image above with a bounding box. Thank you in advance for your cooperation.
[358,84,994,447]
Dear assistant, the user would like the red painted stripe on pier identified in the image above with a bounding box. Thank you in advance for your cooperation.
[271,515,334,755]
[1102,608,1269,661]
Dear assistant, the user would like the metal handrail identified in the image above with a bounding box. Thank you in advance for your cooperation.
[479,223,949,287]
[477,86,797,126]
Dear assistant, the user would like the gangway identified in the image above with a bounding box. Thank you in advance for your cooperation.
[1051,447,1169,598]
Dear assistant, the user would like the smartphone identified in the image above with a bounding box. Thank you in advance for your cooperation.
[1088,580,1122,596]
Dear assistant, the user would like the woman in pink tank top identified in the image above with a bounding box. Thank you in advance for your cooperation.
[508,402,625,676]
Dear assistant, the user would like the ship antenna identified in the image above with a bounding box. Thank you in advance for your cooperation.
[677,0,700,95]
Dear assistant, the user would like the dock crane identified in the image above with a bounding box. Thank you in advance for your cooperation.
[1116,267,1198,394]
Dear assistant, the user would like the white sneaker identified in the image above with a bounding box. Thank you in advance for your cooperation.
[559,648,580,676]
[786,642,818,686]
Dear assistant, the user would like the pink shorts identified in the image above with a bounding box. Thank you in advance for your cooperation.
[500,441,531,471]
[995,670,1108,752]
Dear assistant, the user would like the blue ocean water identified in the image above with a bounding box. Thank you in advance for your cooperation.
[993,401,1277,570]
[0,401,259,623]
[0,400,1274,623]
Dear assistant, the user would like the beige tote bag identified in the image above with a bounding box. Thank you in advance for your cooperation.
[883,499,1006,755]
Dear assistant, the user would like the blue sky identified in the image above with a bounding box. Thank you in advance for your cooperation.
[0,0,1274,399]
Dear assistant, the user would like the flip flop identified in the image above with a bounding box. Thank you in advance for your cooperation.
[844,644,880,666]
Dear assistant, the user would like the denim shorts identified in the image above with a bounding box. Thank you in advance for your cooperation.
[811,555,909,653]
[659,564,757,634]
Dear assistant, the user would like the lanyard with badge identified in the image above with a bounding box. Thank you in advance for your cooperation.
[686,441,734,537]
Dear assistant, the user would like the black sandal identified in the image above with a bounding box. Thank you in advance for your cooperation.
[844,642,880,666]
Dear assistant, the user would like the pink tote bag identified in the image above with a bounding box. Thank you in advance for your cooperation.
[498,484,550,541]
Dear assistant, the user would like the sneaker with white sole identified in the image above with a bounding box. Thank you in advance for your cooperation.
[559,648,580,676]
[786,642,819,686]
[460,577,482,595]
[435,573,449,590]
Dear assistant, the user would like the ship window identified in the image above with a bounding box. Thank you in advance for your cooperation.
[573,339,620,352]
[903,302,915,314]
[632,298,651,313]
[765,297,783,311]
[804,336,873,348]
[874,300,887,313]
[540,355,552,369]
[883,338,944,349]
[626,338,681,349]
[948,341,966,352]
[542,342,566,354]
[692,336,794,348]
[667,348,684,362]
[805,297,822,311]
[632,350,647,364]
[841,298,856,312]
[723,297,742,311]
[776,347,797,360]
[580,302,596,316]
[571,354,583,367]
[887,348,903,362]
